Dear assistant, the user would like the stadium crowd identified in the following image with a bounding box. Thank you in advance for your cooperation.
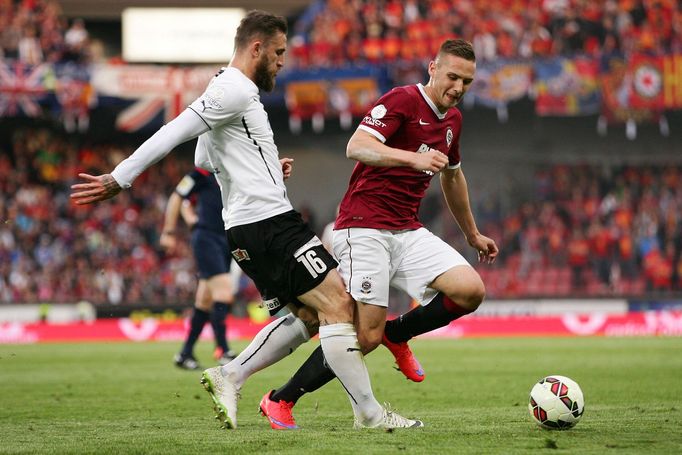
[1,125,681,304]
[469,163,682,297]
[289,0,682,67]
[0,127,199,304]
[0,0,90,64]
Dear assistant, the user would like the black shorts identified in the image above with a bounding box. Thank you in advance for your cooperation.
[191,228,232,279]
[226,210,338,315]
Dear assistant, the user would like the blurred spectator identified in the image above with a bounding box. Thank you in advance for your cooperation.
[2,123,681,303]
[452,163,682,298]
[0,126,205,305]
[289,0,682,68]
[0,1,90,64]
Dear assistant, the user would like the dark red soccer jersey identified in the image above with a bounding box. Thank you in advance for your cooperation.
[335,84,462,230]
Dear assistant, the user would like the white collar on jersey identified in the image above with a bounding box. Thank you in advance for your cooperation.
[417,83,447,120]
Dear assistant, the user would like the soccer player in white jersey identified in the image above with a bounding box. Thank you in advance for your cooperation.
[70,10,421,430]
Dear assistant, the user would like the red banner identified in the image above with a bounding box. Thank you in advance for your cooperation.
[629,54,665,109]
[1,312,681,344]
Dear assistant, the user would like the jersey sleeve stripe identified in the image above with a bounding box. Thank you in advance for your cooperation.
[447,162,462,169]
[357,125,386,143]
[187,106,212,130]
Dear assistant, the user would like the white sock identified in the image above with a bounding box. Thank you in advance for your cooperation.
[319,323,383,425]
[221,313,309,387]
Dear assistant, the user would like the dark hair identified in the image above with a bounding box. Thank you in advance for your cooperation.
[438,39,476,62]
[234,10,288,51]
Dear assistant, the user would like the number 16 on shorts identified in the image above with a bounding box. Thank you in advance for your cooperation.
[294,237,330,278]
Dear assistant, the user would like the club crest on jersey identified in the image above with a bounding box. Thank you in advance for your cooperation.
[360,276,373,295]
[446,127,453,148]
[231,248,250,262]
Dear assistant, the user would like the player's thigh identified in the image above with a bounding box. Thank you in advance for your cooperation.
[195,279,213,311]
[228,211,338,317]
[205,272,233,302]
[392,228,470,305]
[297,268,354,324]
[332,228,391,308]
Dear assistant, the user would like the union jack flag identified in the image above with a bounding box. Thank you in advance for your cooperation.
[0,62,49,117]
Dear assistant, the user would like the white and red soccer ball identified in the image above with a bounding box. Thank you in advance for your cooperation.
[528,375,585,430]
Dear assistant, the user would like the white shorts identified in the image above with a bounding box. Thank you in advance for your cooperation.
[332,227,470,308]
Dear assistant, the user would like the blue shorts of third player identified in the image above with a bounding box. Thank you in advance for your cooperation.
[191,228,232,279]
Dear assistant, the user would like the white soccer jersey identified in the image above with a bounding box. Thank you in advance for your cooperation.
[188,67,292,229]
[111,67,292,230]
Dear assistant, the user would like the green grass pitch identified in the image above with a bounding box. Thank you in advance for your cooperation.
[1,337,681,454]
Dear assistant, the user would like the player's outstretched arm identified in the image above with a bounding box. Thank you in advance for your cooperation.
[72,108,211,207]
[440,167,499,264]
[70,173,122,205]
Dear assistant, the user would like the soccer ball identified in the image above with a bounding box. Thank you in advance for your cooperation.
[528,375,584,430]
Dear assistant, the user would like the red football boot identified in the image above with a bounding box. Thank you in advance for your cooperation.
[259,391,299,430]
[382,333,425,382]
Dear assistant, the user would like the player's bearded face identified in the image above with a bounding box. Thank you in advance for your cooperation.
[254,34,286,93]
[254,54,276,92]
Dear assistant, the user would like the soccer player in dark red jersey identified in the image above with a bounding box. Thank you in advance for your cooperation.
[260,39,499,430]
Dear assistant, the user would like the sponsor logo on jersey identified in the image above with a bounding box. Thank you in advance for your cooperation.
[231,248,250,262]
[362,116,386,128]
[416,144,435,176]
[446,127,453,148]
[202,87,224,110]
[370,104,387,119]
[261,297,281,311]
[419,119,430,125]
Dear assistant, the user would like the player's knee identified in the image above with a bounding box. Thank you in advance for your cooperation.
[195,299,213,312]
[357,330,381,354]
[447,277,486,312]
[464,280,486,311]
[211,290,234,303]
[295,306,320,337]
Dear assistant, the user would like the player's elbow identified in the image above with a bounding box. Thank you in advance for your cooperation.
[346,140,360,160]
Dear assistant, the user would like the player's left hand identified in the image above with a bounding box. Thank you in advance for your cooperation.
[468,233,499,264]
[280,158,294,180]
[70,173,122,205]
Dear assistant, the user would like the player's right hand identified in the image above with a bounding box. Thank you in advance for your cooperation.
[70,173,122,205]
[413,148,448,174]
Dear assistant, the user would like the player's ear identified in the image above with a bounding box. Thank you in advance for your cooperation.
[252,40,263,58]
[427,60,437,77]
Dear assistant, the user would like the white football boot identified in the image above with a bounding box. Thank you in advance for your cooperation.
[353,405,424,429]
[200,366,240,429]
